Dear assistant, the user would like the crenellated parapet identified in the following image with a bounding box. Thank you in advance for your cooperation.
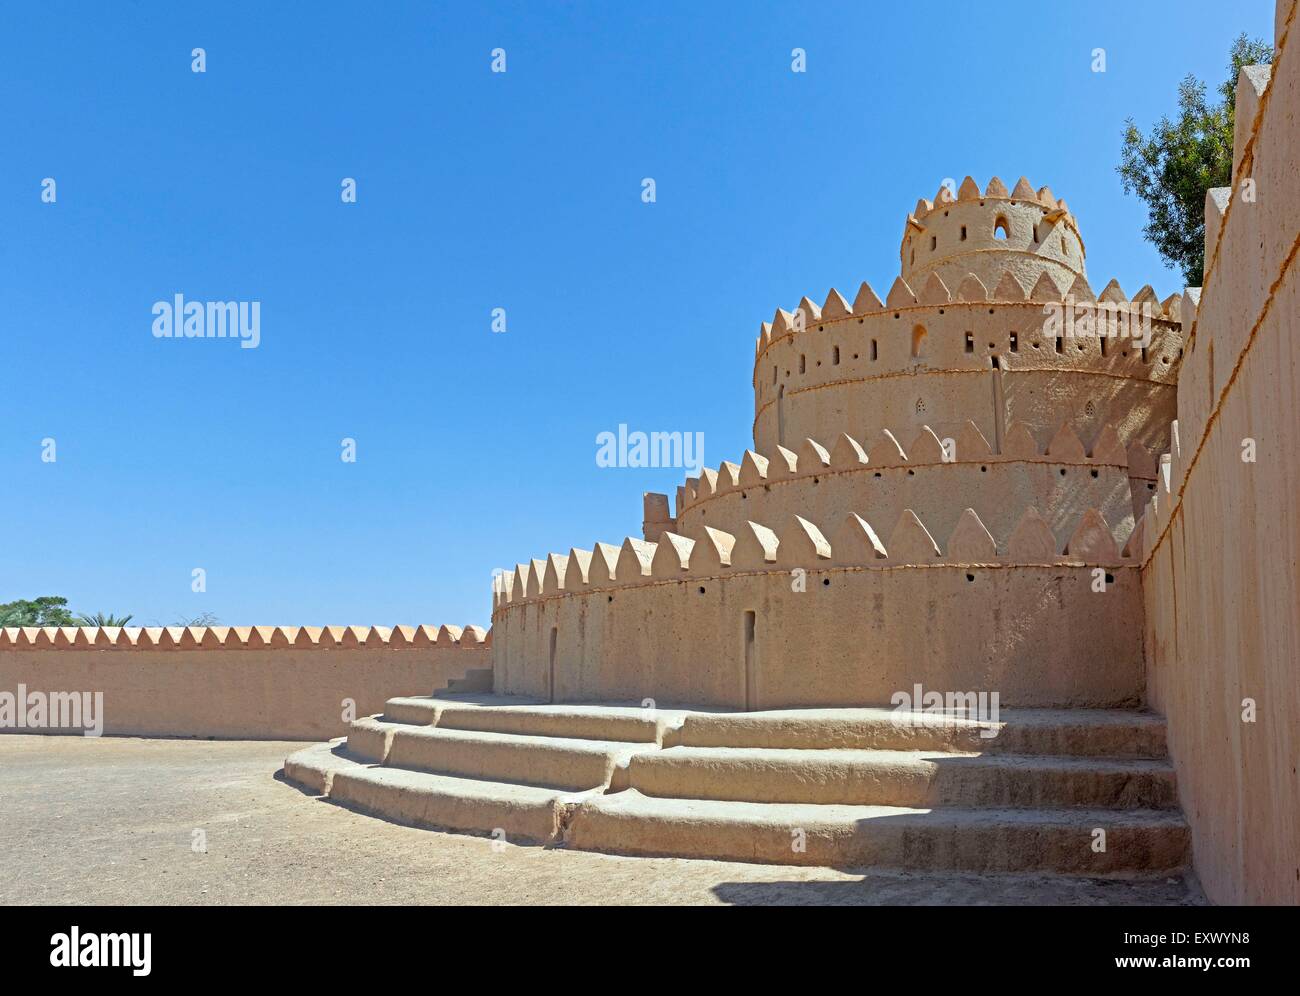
[680,417,1151,502]
[750,265,1184,456]
[754,270,1183,363]
[490,499,1145,709]
[495,501,1137,609]
[659,415,1157,538]
[900,176,1087,293]
[0,624,490,650]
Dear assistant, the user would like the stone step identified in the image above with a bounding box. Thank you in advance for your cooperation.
[667,708,1169,758]
[380,696,443,726]
[565,790,1190,874]
[379,694,682,743]
[434,702,678,744]
[380,723,659,792]
[443,667,494,693]
[283,741,574,843]
[379,696,1167,758]
[627,747,1178,809]
[380,692,548,727]
[283,738,356,795]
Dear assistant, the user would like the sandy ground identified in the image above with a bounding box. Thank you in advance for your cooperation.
[0,735,1206,906]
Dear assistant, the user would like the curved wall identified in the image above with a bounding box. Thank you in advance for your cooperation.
[900,184,1086,293]
[752,298,1182,457]
[492,503,1143,710]
[677,459,1138,557]
[493,563,1142,710]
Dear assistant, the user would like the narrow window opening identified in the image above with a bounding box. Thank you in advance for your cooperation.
[964,332,974,353]
[1009,332,1019,353]
[777,384,786,447]
[991,356,1000,369]
[911,324,926,358]
[929,235,937,251]
[960,225,967,241]
[871,339,878,361]
[743,611,757,711]
[832,345,840,365]
[1055,336,1063,354]
[1141,346,1149,363]
[799,354,806,374]
[1100,337,1108,357]
[548,627,558,703]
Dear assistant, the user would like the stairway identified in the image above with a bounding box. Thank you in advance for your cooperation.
[443,667,493,694]
[283,694,1190,875]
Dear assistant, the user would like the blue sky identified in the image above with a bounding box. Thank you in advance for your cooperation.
[0,1,1274,627]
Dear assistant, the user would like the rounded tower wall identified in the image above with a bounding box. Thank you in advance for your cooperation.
[900,181,1086,294]
[753,298,1182,457]
[491,174,1182,713]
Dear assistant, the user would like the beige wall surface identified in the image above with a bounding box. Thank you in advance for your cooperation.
[495,565,1144,710]
[752,300,1181,458]
[677,460,1140,556]
[1141,0,1299,905]
[0,627,488,740]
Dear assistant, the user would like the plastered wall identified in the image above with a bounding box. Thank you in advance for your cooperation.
[1140,0,1300,905]
[0,625,488,740]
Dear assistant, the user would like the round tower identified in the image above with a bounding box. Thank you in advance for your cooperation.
[750,176,1180,465]
[492,173,1187,715]
[900,176,1086,295]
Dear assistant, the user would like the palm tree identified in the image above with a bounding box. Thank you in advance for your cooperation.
[74,612,134,627]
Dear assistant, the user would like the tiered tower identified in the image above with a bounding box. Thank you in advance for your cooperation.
[492,177,1185,711]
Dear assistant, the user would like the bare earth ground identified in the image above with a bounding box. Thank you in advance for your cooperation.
[0,735,1206,906]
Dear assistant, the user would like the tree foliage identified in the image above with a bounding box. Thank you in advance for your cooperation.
[1118,34,1273,285]
[0,597,77,627]
[0,598,134,628]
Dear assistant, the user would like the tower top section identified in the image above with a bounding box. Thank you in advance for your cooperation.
[899,175,1086,296]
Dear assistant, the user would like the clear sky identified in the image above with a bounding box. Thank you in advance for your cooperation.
[0,1,1275,627]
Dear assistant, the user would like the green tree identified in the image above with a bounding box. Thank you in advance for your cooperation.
[1118,33,1273,285]
[0,596,77,627]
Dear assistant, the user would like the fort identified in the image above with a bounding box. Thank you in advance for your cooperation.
[2,0,1297,906]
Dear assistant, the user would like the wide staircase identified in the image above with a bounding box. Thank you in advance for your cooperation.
[283,690,1190,875]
